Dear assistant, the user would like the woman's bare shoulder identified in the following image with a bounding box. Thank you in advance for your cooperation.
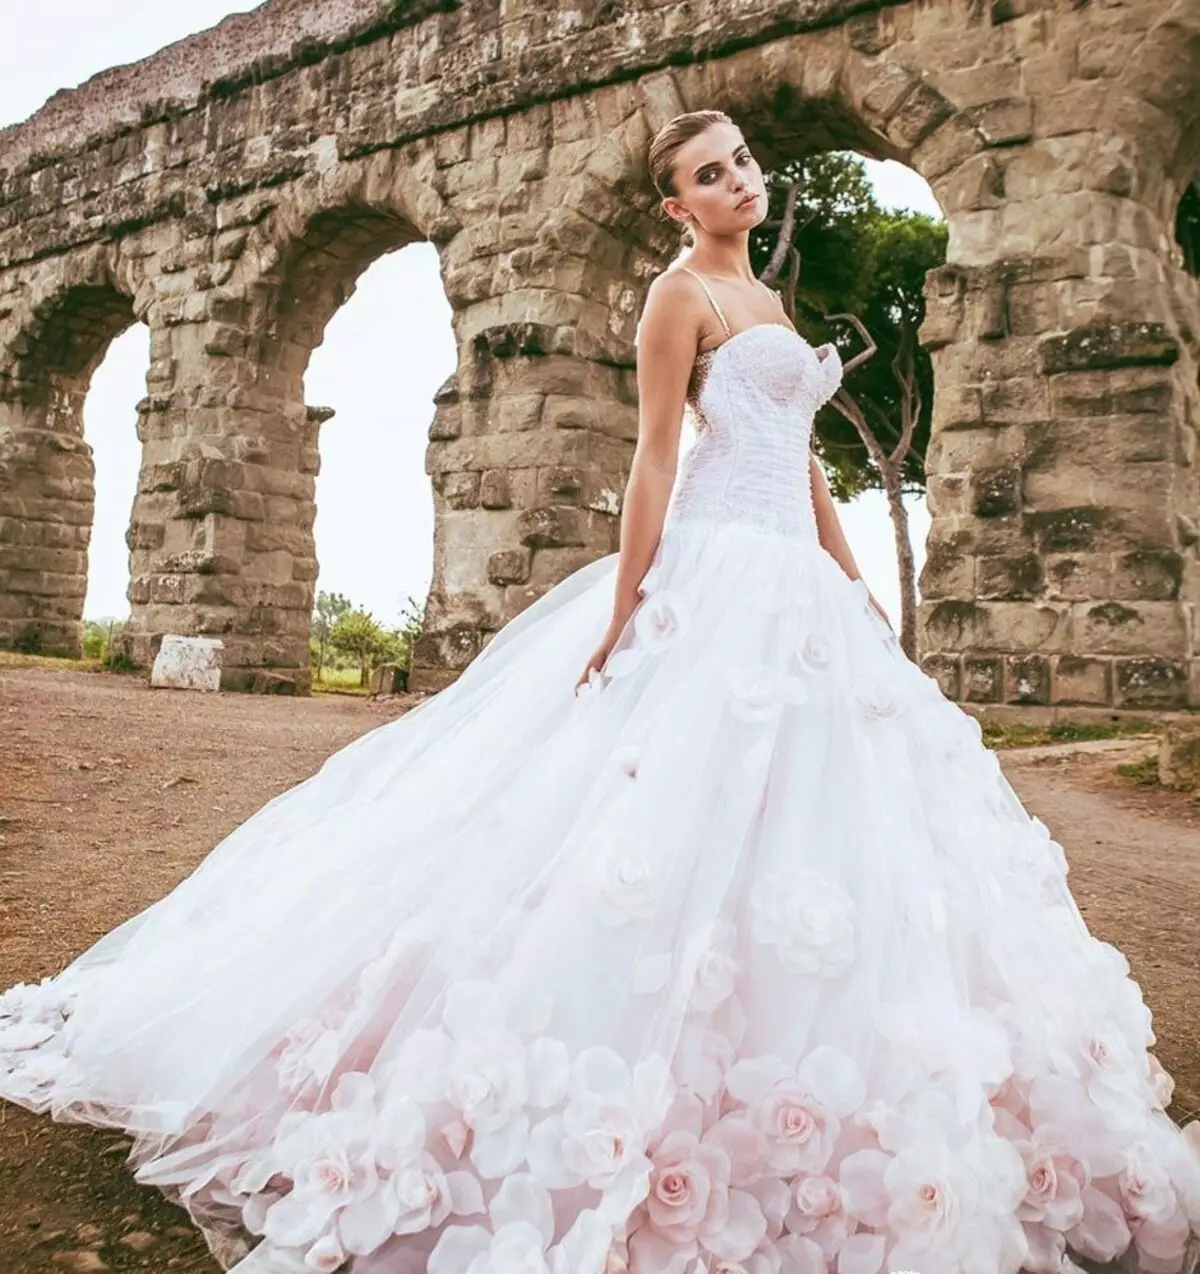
[637,267,703,337]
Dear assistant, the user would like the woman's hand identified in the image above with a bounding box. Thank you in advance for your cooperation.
[575,635,615,694]
[867,592,893,631]
[575,614,632,694]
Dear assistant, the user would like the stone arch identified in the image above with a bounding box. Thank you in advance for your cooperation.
[571,17,1198,710]
[0,256,137,656]
[4,0,1197,705]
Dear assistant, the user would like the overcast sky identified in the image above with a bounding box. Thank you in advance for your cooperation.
[4,4,938,628]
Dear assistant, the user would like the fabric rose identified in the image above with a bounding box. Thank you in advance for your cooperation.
[750,872,856,978]
[797,631,832,675]
[262,1073,395,1256]
[604,592,689,679]
[587,836,664,927]
[728,664,809,725]
[644,1130,732,1243]
[721,1048,864,1180]
[1016,1136,1087,1231]
[685,922,739,1015]
[385,981,569,1181]
[1118,1143,1178,1224]
[277,1017,341,1100]
[839,1133,1026,1269]
[0,975,76,1053]
[854,674,902,722]
[428,1176,611,1274]
[1147,1053,1175,1110]
[528,1047,674,1222]
[786,1176,850,1253]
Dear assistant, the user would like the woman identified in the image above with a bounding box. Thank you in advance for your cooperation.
[2,110,1198,1274]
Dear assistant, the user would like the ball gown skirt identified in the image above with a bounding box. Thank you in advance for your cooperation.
[1,326,1198,1274]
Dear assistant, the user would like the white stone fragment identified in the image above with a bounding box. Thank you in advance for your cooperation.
[150,636,225,693]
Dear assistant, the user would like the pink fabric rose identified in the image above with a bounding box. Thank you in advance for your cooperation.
[645,1131,732,1244]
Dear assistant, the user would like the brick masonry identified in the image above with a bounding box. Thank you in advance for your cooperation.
[0,0,1197,702]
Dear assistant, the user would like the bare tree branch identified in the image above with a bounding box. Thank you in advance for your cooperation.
[760,180,804,289]
[756,179,925,661]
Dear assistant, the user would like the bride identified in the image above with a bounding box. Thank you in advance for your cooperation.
[2,110,1198,1274]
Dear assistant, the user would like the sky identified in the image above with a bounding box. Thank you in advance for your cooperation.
[3,4,940,630]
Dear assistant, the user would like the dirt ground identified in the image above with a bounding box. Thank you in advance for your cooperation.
[0,665,1196,1272]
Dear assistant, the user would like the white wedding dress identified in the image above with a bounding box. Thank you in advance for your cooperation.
[2,268,1199,1274]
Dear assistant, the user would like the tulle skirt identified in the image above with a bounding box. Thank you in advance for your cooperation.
[2,516,1198,1274]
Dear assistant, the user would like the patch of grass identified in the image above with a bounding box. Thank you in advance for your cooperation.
[1116,755,1161,787]
[983,718,1156,750]
[311,667,370,697]
[0,650,104,674]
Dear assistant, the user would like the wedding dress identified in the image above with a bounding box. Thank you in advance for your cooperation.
[2,266,1199,1274]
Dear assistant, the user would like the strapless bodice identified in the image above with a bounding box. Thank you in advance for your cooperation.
[668,324,843,542]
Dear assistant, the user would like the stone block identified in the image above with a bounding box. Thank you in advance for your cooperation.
[518,505,585,549]
[919,531,976,599]
[971,98,1033,146]
[1158,719,1200,790]
[977,553,1044,599]
[963,656,1003,703]
[370,663,407,696]
[1052,656,1112,706]
[150,635,224,692]
[970,465,1022,518]
[1073,601,1189,658]
[1040,323,1180,375]
[479,469,511,509]
[920,653,960,700]
[440,470,481,510]
[1115,659,1188,709]
[487,548,532,585]
[1004,654,1050,705]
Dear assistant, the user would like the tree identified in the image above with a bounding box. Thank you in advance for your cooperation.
[329,609,387,687]
[749,151,948,656]
[393,595,425,671]
[311,591,352,679]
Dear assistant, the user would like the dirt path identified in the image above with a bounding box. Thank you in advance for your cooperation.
[0,666,1196,1272]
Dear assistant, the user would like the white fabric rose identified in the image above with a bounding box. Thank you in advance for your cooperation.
[277,1018,341,1100]
[854,674,902,722]
[839,1132,1026,1270]
[604,592,689,679]
[263,1073,395,1256]
[685,922,739,1015]
[528,1048,673,1222]
[786,1175,850,1253]
[588,837,664,927]
[1118,1142,1178,1224]
[728,665,809,725]
[797,631,832,675]
[0,975,76,1053]
[751,872,856,977]
[428,1177,611,1274]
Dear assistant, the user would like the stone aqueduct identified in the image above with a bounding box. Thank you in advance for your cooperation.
[0,0,1197,704]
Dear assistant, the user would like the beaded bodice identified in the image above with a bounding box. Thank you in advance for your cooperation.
[669,268,844,542]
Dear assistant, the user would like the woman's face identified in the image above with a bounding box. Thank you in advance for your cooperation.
[662,122,767,239]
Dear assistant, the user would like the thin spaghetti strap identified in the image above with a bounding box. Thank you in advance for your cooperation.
[679,266,733,339]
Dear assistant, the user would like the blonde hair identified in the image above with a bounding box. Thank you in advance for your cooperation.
[647,110,734,245]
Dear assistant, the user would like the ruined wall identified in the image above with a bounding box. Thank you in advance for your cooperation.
[0,0,1197,703]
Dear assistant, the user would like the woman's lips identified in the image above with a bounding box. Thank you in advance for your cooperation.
[737,193,759,208]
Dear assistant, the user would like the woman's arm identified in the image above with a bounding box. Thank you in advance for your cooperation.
[575,273,698,688]
[809,453,893,629]
[809,455,863,583]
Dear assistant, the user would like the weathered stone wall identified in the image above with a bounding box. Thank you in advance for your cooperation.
[0,0,1197,703]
